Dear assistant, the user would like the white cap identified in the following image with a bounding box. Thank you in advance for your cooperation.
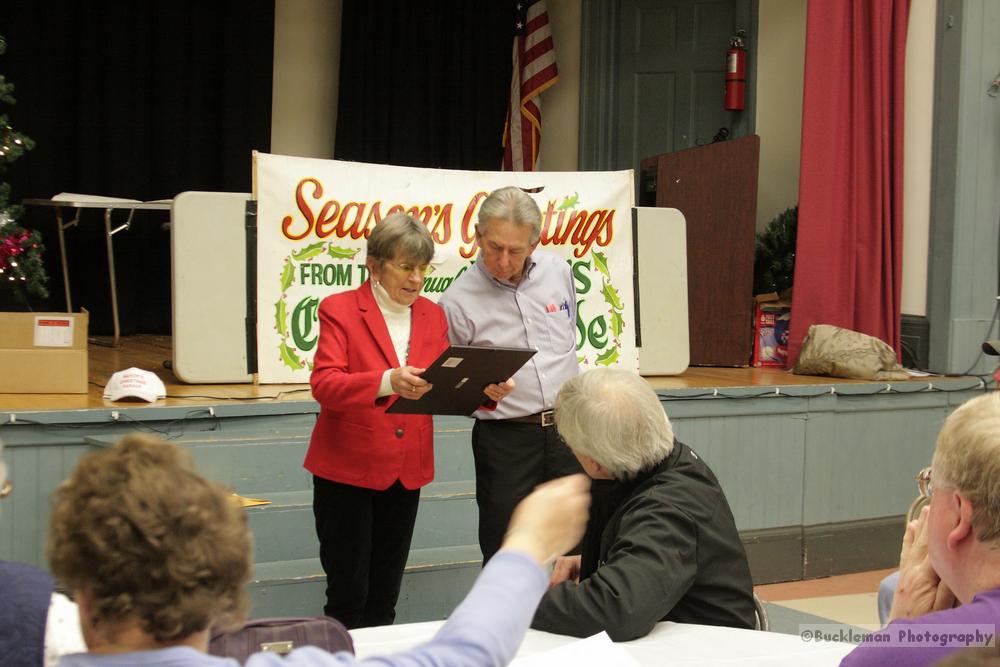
[103,367,167,403]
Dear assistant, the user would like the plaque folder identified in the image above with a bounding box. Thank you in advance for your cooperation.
[386,345,536,416]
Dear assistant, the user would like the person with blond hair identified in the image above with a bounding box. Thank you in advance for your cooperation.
[531,369,755,641]
[50,433,590,667]
[841,392,1000,666]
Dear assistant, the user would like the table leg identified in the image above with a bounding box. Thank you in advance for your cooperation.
[103,207,121,347]
[54,207,78,312]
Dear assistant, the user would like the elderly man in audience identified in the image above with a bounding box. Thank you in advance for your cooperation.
[0,440,84,667]
[841,392,1000,667]
[531,368,756,641]
[48,433,590,667]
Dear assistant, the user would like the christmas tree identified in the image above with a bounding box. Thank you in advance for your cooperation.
[0,34,47,303]
[753,206,797,296]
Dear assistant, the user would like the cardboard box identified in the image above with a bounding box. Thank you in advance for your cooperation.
[0,311,89,393]
[752,296,791,367]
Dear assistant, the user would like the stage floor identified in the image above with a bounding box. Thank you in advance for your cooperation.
[0,334,962,412]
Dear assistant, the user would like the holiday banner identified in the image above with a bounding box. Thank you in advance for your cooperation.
[254,153,635,383]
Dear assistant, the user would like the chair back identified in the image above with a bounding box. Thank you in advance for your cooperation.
[752,591,770,631]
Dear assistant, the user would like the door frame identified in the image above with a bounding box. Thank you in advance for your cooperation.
[578,0,759,171]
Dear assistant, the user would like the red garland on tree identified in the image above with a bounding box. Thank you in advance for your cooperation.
[0,212,47,298]
[0,34,47,302]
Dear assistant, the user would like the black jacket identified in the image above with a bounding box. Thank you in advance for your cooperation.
[532,440,756,641]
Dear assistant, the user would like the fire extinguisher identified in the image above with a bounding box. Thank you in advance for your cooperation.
[725,30,747,111]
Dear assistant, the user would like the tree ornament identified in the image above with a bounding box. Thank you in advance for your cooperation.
[0,34,46,303]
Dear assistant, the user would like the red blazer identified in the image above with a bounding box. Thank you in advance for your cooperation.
[305,281,450,490]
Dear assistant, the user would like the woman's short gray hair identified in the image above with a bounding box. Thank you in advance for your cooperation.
[476,186,542,244]
[555,369,674,479]
[367,212,434,266]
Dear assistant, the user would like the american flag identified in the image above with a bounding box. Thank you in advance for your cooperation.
[502,0,559,171]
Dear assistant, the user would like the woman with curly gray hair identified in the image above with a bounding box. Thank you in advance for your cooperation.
[48,434,251,652]
[50,434,590,667]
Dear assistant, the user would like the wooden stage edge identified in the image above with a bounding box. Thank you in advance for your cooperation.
[0,334,987,413]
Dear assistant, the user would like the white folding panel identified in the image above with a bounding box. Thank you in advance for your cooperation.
[635,207,690,375]
[171,191,253,383]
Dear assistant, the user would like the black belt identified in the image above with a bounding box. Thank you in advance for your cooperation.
[502,410,555,427]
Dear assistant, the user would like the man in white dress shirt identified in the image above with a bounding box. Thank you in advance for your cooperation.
[439,186,583,563]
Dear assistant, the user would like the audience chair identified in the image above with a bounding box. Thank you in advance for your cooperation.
[752,591,770,631]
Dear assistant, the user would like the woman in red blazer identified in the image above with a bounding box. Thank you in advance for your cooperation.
[306,213,509,628]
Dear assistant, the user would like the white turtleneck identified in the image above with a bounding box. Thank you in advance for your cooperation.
[372,280,413,398]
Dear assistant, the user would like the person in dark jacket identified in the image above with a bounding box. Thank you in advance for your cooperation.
[0,439,85,666]
[532,368,756,641]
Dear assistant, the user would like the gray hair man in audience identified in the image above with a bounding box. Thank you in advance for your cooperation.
[841,391,1000,667]
[531,368,756,641]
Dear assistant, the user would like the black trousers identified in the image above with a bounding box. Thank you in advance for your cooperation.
[312,476,420,628]
[472,419,584,564]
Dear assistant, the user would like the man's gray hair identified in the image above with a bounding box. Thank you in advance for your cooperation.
[932,392,1000,543]
[367,212,434,265]
[555,369,674,479]
[476,186,542,244]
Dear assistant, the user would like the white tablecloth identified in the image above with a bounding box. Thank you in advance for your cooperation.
[350,620,855,666]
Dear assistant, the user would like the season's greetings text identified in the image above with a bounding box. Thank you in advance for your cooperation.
[280,177,616,258]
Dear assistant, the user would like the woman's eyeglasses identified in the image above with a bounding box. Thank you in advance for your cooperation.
[388,262,435,276]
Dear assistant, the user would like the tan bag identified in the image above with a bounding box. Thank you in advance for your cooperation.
[793,324,908,381]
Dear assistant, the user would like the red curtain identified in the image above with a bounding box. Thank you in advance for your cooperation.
[787,0,910,366]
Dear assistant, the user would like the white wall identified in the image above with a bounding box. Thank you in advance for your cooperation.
[754,0,806,230]
[539,0,582,171]
[271,0,341,159]
[900,0,935,317]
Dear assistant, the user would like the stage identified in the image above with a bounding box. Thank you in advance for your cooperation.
[0,334,974,413]
[0,335,988,620]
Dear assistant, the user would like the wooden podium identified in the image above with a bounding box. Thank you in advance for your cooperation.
[640,136,759,366]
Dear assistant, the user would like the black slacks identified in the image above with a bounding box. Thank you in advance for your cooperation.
[312,476,420,628]
[471,419,584,564]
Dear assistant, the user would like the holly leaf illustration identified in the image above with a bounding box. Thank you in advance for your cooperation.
[601,280,624,311]
[611,310,624,338]
[595,347,620,367]
[280,258,295,292]
[292,242,327,261]
[557,192,579,211]
[577,355,588,365]
[327,245,360,260]
[279,341,304,369]
[592,250,611,280]
[274,298,287,336]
